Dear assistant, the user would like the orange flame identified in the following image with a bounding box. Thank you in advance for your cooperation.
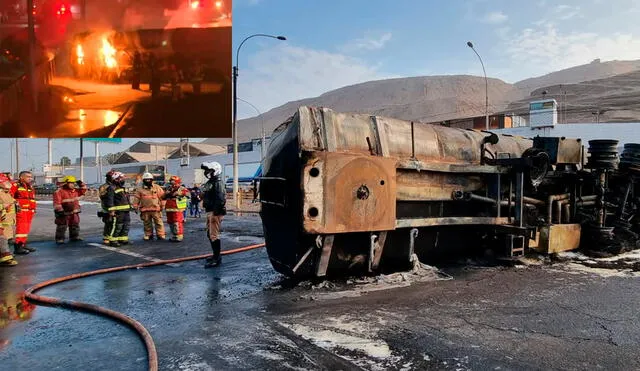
[101,38,117,69]
[76,44,84,65]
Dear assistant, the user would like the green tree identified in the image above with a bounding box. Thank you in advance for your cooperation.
[60,156,71,166]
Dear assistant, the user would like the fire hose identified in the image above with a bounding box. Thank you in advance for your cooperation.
[24,243,266,371]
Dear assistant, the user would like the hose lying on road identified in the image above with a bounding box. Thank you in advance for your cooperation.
[24,243,266,371]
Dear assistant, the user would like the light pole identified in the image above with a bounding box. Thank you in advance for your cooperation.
[237,97,266,162]
[233,33,286,209]
[467,41,489,130]
[592,109,606,124]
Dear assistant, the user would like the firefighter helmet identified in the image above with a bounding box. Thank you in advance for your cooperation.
[142,172,154,180]
[169,175,182,185]
[62,175,76,183]
[112,172,125,181]
[106,170,116,181]
[0,174,11,189]
[201,161,222,176]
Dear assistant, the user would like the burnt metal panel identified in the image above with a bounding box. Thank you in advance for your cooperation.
[302,152,397,234]
[533,224,581,254]
[396,217,511,228]
[297,106,533,165]
[533,136,582,164]
[396,170,484,201]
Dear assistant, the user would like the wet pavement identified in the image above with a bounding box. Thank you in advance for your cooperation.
[1,206,640,370]
[0,77,231,138]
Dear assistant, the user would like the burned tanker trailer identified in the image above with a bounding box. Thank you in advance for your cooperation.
[259,106,640,278]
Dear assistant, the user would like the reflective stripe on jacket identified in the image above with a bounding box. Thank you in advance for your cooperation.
[164,186,189,212]
[132,184,165,212]
[53,185,87,215]
[0,191,16,228]
[11,182,36,212]
[103,185,131,212]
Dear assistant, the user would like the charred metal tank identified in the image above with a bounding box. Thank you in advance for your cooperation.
[259,106,640,277]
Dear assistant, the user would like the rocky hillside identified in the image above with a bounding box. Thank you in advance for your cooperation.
[204,59,640,145]
[505,69,640,123]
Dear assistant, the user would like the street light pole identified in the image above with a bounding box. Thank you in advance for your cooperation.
[467,41,489,130]
[27,0,38,113]
[233,33,286,209]
[237,98,265,162]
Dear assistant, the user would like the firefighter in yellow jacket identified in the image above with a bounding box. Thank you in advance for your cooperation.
[132,173,166,240]
[0,174,17,266]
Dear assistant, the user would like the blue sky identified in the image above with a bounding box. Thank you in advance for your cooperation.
[233,0,640,118]
[3,0,640,172]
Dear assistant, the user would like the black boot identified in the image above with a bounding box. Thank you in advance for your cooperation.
[23,244,36,252]
[204,239,221,268]
[14,242,30,255]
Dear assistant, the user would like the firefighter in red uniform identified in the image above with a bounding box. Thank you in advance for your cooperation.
[163,175,189,242]
[53,176,88,244]
[11,171,36,255]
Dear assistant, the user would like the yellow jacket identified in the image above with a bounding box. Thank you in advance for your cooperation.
[132,184,165,212]
[0,190,16,239]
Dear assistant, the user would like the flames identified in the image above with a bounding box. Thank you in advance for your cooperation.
[76,44,84,65]
[100,38,117,69]
[75,35,118,70]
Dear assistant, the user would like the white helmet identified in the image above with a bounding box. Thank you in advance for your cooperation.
[201,161,222,177]
[142,172,154,180]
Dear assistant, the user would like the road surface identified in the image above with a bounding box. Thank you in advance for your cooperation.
[1,202,640,370]
[0,77,231,138]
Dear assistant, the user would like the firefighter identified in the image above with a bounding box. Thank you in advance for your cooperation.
[53,176,87,244]
[131,50,142,90]
[201,162,226,268]
[163,175,189,242]
[99,170,116,245]
[0,174,17,267]
[102,172,132,247]
[191,58,203,95]
[11,171,36,255]
[169,63,181,101]
[132,173,166,241]
[148,53,160,98]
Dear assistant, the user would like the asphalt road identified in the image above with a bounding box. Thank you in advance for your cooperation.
[1,204,640,370]
[0,78,231,138]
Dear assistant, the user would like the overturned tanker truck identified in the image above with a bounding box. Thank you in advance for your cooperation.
[259,106,640,278]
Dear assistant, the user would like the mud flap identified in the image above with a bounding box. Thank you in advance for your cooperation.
[316,235,334,277]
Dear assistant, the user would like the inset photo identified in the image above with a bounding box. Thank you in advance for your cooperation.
[0,0,231,138]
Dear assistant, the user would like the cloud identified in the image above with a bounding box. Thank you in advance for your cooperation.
[554,4,581,20]
[248,0,261,5]
[482,11,508,24]
[502,23,640,80]
[342,32,393,52]
[237,44,392,118]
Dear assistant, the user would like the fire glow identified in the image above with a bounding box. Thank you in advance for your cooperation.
[76,44,84,65]
[101,38,117,69]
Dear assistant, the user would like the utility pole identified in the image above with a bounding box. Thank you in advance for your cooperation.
[27,0,38,113]
[234,34,287,210]
[15,139,20,178]
[48,138,53,166]
[563,90,567,124]
[96,142,102,183]
[10,140,14,177]
[80,138,84,181]
[467,41,489,130]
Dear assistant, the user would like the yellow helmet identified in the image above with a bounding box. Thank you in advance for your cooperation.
[62,175,76,183]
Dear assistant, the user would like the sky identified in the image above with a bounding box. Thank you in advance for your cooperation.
[3,0,640,173]
[232,0,640,118]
